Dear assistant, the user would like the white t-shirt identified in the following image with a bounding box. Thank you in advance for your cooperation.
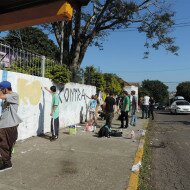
[143,96,150,105]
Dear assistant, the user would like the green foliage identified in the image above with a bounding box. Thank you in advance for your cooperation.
[4,27,59,61]
[84,66,97,86]
[84,66,105,92]
[6,58,41,76]
[141,80,169,103]
[176,82,190,102]
[139,87,150,99]
[94,72,106,92]
[6,59,71,84]
[103,73,123,94]
[84,66,124,93]
[138,122,152,190]
[45,64,71,84]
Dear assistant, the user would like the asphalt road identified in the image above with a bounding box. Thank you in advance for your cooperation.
[150,110,190,190]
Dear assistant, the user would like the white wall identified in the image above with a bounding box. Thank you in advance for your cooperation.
[0,70,96,140]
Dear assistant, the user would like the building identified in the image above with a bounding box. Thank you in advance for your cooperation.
[123,82,139,102]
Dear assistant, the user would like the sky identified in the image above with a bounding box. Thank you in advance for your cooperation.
[81,0,190,92]
[0,0,189,92]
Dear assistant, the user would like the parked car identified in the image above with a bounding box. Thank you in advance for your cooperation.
[157,104,166,110]
[170,100,190,114]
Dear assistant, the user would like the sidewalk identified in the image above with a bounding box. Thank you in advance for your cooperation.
[0,113,147,190]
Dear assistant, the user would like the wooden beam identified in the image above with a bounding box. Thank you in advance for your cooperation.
[0,0,73,31]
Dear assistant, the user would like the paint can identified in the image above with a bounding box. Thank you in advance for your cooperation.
[69,125,77,135]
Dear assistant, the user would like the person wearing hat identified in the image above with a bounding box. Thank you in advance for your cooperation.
[0,81,22,172]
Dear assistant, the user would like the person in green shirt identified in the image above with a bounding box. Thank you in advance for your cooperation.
[45,86,60,141]
[120,90,130,128]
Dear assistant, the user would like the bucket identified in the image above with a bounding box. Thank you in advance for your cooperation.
[69,125,77,135]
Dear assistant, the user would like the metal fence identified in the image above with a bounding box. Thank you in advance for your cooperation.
[0,42,57,77]
[0,42,85,83]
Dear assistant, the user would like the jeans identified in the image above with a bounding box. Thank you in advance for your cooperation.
[130,109,137,126]
[105,112,114,128]
[142,105,149,119]
[148,106,154,120]
[120,111,129,128]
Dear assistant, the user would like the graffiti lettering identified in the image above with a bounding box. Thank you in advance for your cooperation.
[62,88,86,102]
[64,88,69,102]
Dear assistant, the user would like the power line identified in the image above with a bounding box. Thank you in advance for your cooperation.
[110,68,190,74]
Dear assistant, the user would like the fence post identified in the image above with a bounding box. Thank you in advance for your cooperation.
[41,56,45,77]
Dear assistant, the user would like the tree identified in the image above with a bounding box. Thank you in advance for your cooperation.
[84,65,106,92]
[84,66,126,93]
[176,82,190,102]
[84,65,97,85]
[44,0,178,80]
[141,80,169,103]
[4,27,59,60]
[103,73,122,94]
[94,72,106,92]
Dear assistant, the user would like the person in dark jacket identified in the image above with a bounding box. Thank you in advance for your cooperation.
[149,97,155,120]
[104,92,116,128]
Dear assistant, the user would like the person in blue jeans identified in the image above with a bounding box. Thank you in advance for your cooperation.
[130,91,138,126]
[142,95,150,119]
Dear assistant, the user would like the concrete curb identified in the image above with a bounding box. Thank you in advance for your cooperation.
[127,121,149,190]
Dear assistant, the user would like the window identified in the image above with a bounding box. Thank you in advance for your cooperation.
[176,101,190,105]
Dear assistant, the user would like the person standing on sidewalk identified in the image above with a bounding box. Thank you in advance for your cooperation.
[85,94,97,126]
[142,94,150,119]
[104,91,115,128]
[94,94,100,122]
[45,86,60,141]
[149,97,155,120]
[0,81,22,171]
[120,91,130,128]
[88,95,97,125]
[130,90,138,126]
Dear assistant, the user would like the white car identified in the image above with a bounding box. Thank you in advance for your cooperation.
[170,100,190,114]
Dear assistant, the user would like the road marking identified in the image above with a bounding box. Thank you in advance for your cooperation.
[127,121,148,190]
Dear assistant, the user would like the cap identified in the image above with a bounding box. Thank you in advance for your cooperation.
[0,81,11,90]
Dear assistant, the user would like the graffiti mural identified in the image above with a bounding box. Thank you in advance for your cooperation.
[62,88,86,102]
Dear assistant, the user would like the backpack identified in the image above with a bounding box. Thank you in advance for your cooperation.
[110,130,122,137]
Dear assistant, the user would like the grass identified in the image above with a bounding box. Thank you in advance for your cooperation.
[138,122,152,190]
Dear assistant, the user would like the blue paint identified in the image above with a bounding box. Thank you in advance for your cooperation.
[2,70,8,81]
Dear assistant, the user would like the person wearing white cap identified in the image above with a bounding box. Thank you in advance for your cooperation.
[0,81,22,172]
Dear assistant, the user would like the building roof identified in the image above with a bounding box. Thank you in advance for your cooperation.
[128,82,141,87]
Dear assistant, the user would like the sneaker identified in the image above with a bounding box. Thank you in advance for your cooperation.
[0,165,12,172]
[50,136,58,141]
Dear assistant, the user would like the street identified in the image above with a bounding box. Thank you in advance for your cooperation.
[150,110,190,190]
